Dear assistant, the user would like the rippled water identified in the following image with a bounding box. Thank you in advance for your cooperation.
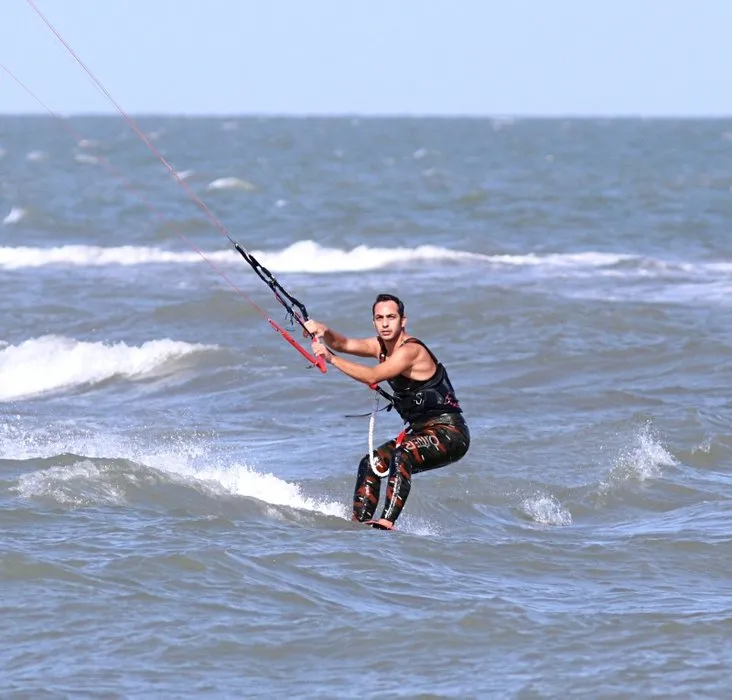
[2,116,732,697]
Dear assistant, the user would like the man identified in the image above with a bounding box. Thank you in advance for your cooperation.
[305,293,470,530]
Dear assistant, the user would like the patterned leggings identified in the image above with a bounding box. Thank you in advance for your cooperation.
[353,413,470,525]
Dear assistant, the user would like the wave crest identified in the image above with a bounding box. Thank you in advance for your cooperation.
[0,336,216,401]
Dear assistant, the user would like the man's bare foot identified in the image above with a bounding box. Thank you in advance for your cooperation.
[364,518,395,530]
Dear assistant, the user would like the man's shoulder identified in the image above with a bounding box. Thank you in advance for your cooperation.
[398,337,430,359]
[403,337,427,351]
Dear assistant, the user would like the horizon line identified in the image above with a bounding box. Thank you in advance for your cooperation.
[1,111,731,120]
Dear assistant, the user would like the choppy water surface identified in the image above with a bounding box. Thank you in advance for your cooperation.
[2,115,732,697]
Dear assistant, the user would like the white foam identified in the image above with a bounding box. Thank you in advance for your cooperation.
[520,493,573,526]
[77,139,101,149]
[489,251,633,268]
[0,335,215,401]
[16,461,127,506]
[74,153,99,165]
[206,176,256,191]
[185,462,347,517]
[606,424,676,484]
[1,241,726,286]
[0,245,231,269]
[0,241,481,272]
[252,240,485,273]
[2,207,26,225]
[8,423,346,518]
[706,262,732,273]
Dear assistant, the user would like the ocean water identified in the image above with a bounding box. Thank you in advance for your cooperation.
[1,114,732,698]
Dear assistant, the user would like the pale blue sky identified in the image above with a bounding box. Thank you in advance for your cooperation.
[1,0,730,116]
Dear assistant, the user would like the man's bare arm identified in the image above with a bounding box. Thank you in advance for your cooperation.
[312,341,420,384]
[304,320,378,358]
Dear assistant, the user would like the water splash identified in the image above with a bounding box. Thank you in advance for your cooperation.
[605,422,676,486]
[520,492,573,526]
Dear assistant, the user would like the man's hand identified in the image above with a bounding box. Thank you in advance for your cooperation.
[303,319,327,339]
[311,339,333,364]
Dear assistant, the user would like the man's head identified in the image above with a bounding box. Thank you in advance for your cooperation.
[372,293,406,340]
[372,293,404,317]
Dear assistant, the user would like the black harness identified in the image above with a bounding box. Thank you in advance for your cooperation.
[377,337,462,424]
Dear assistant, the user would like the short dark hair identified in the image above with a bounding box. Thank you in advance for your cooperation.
[372,293,405,317]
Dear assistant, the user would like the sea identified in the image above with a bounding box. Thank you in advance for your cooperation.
[1,115,731,698]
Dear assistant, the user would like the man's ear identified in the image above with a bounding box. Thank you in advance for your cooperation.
[401,315,407,330]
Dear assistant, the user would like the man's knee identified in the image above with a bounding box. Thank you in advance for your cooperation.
[360,452,388,478]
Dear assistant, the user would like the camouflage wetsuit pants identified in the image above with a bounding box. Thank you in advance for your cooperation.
[353,412,470,525]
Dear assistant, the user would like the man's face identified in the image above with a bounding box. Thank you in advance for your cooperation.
[372,300,405,340]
